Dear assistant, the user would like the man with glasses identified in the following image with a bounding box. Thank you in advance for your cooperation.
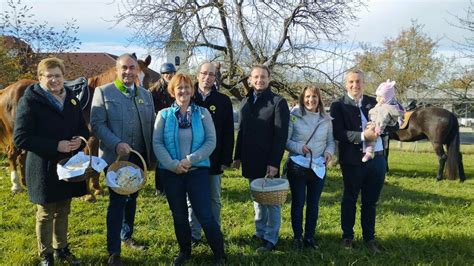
[149,62,176,197]
[187,61,234,245]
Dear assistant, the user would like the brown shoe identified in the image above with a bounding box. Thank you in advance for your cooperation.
[365,240,383,254]
[122,238,146,251]
[342,238,353,249]
[108,253,123,266]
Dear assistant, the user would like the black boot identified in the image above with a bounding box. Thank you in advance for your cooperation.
[54,246,80,265]
[173,251,191,266]
[303,238,320,250]
[39,253,54,266]
[293,238,303,250]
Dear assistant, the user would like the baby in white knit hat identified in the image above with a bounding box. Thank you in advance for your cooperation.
[363,80,404,162]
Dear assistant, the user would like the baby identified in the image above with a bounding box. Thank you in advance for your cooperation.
[362,80,404,162]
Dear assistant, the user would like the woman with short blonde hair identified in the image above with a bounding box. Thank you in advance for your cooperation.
[14,57,89,265]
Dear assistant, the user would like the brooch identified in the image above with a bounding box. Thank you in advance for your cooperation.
[291,116,297,122]
[71,99,77,105]
[137,98,144,104]
[210,105,216,112]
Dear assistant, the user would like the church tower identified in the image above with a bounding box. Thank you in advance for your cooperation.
[165,20,189,72]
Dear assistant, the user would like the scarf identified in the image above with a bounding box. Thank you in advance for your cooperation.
[174,104,192,129]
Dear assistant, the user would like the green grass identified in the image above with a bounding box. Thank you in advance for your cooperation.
[0,149,473,265]
[389,140,474,154]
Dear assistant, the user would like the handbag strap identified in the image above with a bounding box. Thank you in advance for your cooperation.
[305,118,323,145]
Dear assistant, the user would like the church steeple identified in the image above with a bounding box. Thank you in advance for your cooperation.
[165,19,188,72]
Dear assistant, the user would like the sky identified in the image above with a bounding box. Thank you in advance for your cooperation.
[1,0,471,71]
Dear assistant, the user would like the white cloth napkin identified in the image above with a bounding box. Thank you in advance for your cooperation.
[106,166,142,188]
[57,152,107,180]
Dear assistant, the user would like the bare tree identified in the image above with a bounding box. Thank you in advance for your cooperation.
[113,0,364,99]
[449,0,474,60]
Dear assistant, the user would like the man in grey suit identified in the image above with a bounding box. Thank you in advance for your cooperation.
[90,53,155,266]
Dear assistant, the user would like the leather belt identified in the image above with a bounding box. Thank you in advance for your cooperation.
[374,151,384,157]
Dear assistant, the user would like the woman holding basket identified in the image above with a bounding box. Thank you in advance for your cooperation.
[13,57,89,265]
[153,73,226,265]
[285,85,335,250]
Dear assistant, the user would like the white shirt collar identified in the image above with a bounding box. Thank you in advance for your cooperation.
[347,94,363,107]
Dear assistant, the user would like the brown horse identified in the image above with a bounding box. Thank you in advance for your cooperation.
[390,106,466,182]
[0,54,152,196]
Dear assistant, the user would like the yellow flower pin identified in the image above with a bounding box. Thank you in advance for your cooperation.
[210,105,216,112]
[71,99,77,106]
[137,98,144,104]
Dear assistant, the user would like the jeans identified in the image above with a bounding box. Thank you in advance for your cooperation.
[188,174,221,240]
[340,155,386,241]
[161,168,224,258]
[36,199,72,256]
[106,151,144,255]
[249,178,281,246]
[106,189,138,254]
[287,172,325,240]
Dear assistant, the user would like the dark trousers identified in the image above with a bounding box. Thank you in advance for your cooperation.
[161,168,225,258]
[106,151,145,254]
[288,171,325,240]
[154,166,165,193]
[340,155,386,241]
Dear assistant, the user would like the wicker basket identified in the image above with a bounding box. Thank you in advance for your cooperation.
[58,136,99,182]
[107,149,147,195]
[250,177,289,205]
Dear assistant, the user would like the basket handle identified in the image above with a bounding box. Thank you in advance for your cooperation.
[77,136,92,168]
[115,149,148,174]
[261,174,270,190]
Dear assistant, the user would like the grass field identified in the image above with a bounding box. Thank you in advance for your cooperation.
[0,149,473,265]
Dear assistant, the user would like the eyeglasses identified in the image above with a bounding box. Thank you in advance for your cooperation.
[200,71,216,77]
[42,74,63,80]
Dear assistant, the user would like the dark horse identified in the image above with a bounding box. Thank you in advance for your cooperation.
[0,54,152,198]
[390,106,466,181]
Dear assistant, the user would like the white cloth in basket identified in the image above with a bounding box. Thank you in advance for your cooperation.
[289,155,326,179]
[250,178,289,192]
[57,152,107,180]
[106,166,143,189]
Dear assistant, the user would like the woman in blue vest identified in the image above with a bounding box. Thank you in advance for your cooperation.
[153,73,225,265]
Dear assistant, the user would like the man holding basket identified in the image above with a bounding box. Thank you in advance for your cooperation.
[233,64,290,253]
[90,53,155,266]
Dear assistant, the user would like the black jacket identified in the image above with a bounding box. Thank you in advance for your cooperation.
[14,84,90,204]
[330,94,397,166]
[234,88,289,178]
[193,84,234,175]
[150,79,173,112]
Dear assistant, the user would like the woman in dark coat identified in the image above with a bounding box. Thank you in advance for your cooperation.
[13,57,89,266]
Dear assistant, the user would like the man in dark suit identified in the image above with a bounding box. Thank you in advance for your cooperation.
[330,70,397,254]
[234,64,290,253]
